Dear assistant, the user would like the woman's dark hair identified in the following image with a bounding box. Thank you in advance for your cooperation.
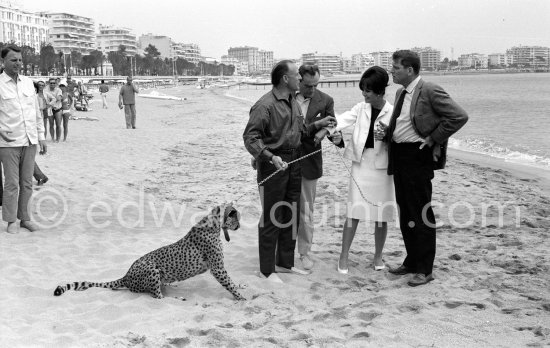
[33,81,40,93]
[101,79,105,83]
[359,66,389,95]
[392,50,421,74]
[271,60,293,86]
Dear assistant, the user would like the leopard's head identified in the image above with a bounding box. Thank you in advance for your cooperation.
[221,203,240,241]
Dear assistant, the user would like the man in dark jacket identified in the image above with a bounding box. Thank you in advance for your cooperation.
[295,64,343,270]
[384,50,468,286]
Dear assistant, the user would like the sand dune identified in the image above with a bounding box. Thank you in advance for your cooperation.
[0,86,548,347]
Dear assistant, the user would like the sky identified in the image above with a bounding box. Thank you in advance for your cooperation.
[17,0,550,60]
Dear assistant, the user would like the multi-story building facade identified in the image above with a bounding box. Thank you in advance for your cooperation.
[0,0,49,52]
[38,12,95,55]
[258,50,274,72]
[138,33,172,58]
[370,51,392,71]
[221,55,249,75]
[172,42,201,64]
[458,53,488,69]
[301,52,341,73]
[96,25,137,55]
[411,47,441,70]
[488,53,514,67]
[351,53,375,72]
[506,45,550,70]
[228,46,259,73]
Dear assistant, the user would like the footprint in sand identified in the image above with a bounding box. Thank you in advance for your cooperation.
[351,332,370,339]
[166,337,191,347]
[186,328,212,336]
[397,300,425,313]
[356,311,382,322]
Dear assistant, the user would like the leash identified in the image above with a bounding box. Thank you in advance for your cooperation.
[233,141,380,207]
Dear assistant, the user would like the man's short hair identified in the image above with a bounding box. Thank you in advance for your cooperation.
[359,66,389,95]
[1,45,22,59]
[299,64,320,78]
[271,60,294,86]
[392,50,421,74]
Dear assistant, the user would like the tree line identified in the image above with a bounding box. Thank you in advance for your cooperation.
[0,42,235,77]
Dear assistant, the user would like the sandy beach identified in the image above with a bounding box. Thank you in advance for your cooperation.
[0,85,549,347]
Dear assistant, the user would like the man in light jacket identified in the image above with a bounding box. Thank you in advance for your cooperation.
[0,45,47,233]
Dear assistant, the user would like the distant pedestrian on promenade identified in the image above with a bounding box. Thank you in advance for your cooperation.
[0,45,47,233]
[119,76,139,129]
[99,79,109,109]
[383,50,468,286]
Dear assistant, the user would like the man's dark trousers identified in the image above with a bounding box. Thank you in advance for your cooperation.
[256,150,301,276]
[392,142,436,275]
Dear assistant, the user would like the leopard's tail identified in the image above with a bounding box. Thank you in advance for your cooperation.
[54,278,126,296]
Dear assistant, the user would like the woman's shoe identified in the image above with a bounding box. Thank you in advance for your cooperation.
[374,264,386,271]
[337,260,348,274]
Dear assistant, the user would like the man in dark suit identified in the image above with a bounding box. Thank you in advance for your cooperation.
[383,50,468,286]
[296,64,343,270]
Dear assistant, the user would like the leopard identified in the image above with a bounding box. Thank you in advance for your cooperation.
[54,204,245,301]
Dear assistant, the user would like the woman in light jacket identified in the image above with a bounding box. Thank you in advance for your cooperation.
[328,66,396,273]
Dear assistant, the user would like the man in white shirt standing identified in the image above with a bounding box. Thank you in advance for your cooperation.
[0,45,47,233]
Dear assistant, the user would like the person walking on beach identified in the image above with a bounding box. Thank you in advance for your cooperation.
[243,60,336,282]
[58,81,72,141]
[99,79,109,109]
[0,45,47,233]
[294,63,343,271]
[66,75,77,109]
[322,66,396,274]
[382,50,468,286]
[119,76,139,129]
[44,77,63,142]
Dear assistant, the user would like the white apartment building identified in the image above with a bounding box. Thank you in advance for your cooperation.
[258,50,274,72]
[221,55,249,75]
[0,0,49,52]
[370,51,392,71]
[411,47,441,70]
[172,42,201,64]
[301,52,341,73]
[138,33,172,57]
[506,45,549,69]
[39,12,95,55]
[488,53,514,67]
[458,53,488,69]
[96,25,137,55]
[228,46,259,73]
[351,53,375,72]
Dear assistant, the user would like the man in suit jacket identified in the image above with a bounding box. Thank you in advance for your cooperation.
[296,64,344,270]
[383,50,468,286]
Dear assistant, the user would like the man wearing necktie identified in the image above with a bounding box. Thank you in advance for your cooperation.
[381,50,468,286]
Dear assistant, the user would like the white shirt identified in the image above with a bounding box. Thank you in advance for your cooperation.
[392,76,424,143]
[296,93,311,121]
[0,72,46,147]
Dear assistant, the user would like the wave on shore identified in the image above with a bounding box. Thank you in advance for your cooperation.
[449,137,550,171]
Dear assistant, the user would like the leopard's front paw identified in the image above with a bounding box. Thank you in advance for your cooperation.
[234,293,246,301]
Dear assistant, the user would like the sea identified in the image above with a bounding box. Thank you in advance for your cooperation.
[224,72,550,172]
